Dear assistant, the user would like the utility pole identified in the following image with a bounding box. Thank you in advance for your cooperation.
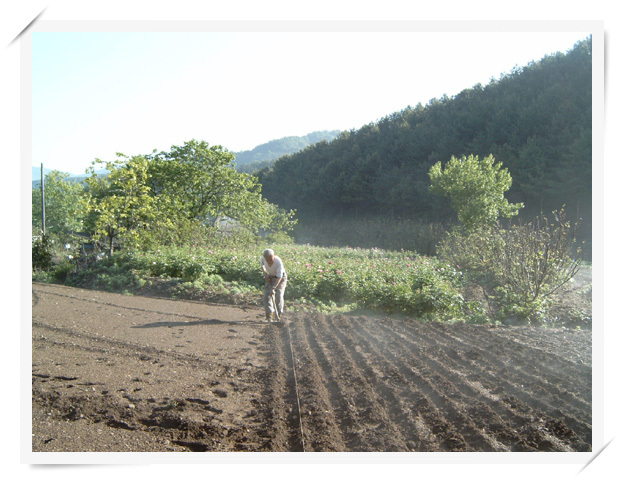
[41,163,45,236]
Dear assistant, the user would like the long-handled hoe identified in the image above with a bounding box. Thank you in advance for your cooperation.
[271,292,281,322]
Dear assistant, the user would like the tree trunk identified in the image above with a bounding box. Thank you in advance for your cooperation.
[109,231,114,256]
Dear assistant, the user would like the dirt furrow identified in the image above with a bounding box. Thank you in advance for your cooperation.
[302,313,411,451]
[296,316,378,451]
[382,319,592,449]
[399,319,592,423]
[437,322,591,389]
[309,314,440,451]
[262,323,304,451]
[496,327,592,366]
[357,318,582,451]
[423,325,592,446]
[353,317,526,449]
[287,318,351,451]
[322,314,475,450]
[345,316,508,451]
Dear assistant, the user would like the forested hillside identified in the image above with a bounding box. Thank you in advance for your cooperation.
[234,130,341,173]
[259,38,592,240]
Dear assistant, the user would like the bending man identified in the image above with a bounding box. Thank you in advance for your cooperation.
[261,248,287,322]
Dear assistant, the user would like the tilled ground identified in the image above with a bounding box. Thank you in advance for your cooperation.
[31,282,592,453]
[266,313,591,452]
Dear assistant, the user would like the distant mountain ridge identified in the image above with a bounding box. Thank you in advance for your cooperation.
[31,168,110,188]
[233,130,341,173]
[32,130,342,184]
[32,166,54,180]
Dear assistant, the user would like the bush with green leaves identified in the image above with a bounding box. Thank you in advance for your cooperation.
[32,235,54,271]
[437,208,583,323]
[50,260,75,283]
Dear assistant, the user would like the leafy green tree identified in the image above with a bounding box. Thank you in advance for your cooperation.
[429,154,523,231]
[82,140,297,252]
[32,170,85,238]
[148,140,239,222]
[83,155,172,254]
[148,140,295,236]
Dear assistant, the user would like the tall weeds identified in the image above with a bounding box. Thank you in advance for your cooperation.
[437,208,583,323]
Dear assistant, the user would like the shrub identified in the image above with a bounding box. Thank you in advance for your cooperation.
[32,235,54,271]
[437,207,583,323]
[181,262,205,281]
[495,209,583,302]
[51,261,74,282]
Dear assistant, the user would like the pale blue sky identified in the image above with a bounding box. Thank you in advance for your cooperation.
[32,30,589,175]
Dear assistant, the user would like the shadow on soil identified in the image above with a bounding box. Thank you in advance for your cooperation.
[131,319,268,329]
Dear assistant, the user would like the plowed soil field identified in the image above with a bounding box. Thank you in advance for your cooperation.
[32,282,592,453]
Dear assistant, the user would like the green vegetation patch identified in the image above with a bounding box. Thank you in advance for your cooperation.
[35,243,467,321]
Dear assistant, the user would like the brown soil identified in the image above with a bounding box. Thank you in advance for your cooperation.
[32,277,591,453]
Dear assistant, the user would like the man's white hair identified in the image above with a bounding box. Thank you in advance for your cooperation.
[263,249,274,257]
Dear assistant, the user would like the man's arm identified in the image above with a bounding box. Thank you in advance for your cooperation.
[270,276,282,294]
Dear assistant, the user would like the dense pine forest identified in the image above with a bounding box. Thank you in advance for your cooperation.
[258,37,592,251]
